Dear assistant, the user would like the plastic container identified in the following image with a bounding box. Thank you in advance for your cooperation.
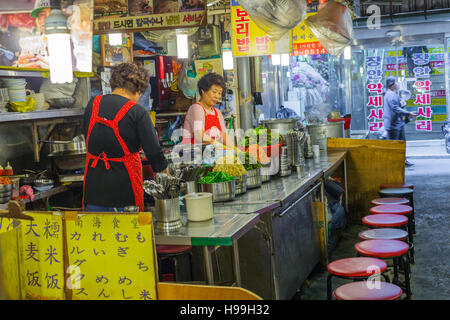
[185,192,213,221]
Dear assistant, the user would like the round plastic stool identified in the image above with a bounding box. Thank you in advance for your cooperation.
[358,228,408,241]
[156,245,193,282]
[379,187,416,235]
[380,183,414,190]
[334,281,403,300]
[370,204,412,215]
[362,214,408,228]
[371,197,409,206]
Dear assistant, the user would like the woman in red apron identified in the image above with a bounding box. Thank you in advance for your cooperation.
[83,63,168,212]
[181,73,234,148]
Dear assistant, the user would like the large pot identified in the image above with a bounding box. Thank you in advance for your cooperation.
[41,134,86,155]
[247,168,262,189]
[307,122,344,152]
[49,151,86,170]
[235,174,248,195]
[261,118,301,135]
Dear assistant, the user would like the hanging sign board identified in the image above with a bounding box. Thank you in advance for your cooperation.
[292,4,328,56]
[231,0,292,57]
[93,10,207,34]
[66,213,157,300]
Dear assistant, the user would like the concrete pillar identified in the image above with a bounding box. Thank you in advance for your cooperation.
[237,57,253,132]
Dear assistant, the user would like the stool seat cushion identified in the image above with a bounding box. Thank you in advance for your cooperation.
[362,214,408,227]
[359,228,409,241]
[370,204,413,215]
[371,197,409,206]
[379,187,414,197]
[380,183,414,190]
[334,281,403,300]
[327,257,387,277]
[156,245,192,255]
[355,240,410,258]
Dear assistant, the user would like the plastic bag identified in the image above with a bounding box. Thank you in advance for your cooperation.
[305,1,353,56]
[238,0,307,40]
[8,96,36,113]
[177,61,197,99]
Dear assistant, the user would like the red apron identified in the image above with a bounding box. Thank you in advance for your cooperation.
[182,103,223,145]
[82,95,144,211]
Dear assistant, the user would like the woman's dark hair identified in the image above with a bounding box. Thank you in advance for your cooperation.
[110,62,150,95]
[197,72,226,96]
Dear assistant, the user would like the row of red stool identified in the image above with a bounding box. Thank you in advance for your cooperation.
[326,183,415,300]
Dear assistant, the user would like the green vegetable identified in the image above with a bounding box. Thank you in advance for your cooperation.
[198,171,235,184]
[240,126,284,148]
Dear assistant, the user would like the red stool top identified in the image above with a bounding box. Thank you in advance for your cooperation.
[371,197,409,206]
[380,183,414,190]
[156,245,192,255]
[334,281,402,300]
[362,214,408,227]
[358,228,408,241]
[379,188,413,197]
[355,240,409,258]
[327,257,387,277]
[370,204,413,215]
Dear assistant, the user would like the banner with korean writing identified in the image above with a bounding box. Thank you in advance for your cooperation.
[66,213,157,300]
[366,50,385,132]
[94,10,206,34]
[292,4,327,56]
[21,213,65,300]
[231,0,292,57]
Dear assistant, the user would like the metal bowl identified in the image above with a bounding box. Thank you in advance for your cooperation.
[0,184,12,192]
[34,179,55,188]
[0,193,11,204]
[198,180,236,202]
[247,168,262,189]
[234,174,248,195]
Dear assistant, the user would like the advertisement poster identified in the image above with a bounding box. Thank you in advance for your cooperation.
[0,0,93,73]
[231,0,292,57]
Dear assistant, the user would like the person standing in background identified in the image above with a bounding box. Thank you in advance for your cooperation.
[383,76,416,167]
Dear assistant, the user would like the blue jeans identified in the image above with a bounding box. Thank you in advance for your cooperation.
[85,204,124,212]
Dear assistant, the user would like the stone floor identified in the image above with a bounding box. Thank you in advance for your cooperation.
[295,157,450,300]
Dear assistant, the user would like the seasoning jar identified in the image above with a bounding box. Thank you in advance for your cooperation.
[4,162,13,176]
[0,165,4,176]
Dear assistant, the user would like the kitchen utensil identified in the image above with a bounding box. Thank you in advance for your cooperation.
[185,192,213,222]
[246,168,262,189]
[155,198,182,233]
[42,134,86,155]
[0,184,12,192]
[198,180,236,202]
[307,122,344,153]
[34,179,55,188]
[261,118,301,135]
[235,174,248,195]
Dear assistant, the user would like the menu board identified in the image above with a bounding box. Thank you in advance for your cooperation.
[231,0,292,57]
[66,213,157,300]
[0,0,94,73]
[0,217,22,300]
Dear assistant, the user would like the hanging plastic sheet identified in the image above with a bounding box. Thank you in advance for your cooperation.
[305,1,353,56]
[237,0,307,40]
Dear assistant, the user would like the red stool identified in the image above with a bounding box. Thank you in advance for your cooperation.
[379,187,416,234]
[358,228,408,241]
[380,183,414,190]
[334,281,403,300]
[326,257,388,300]
[362,214,408,228]
[371,197,409,206]
[369,205,415,263]
[156,245,193,282]
[355,240,411,299]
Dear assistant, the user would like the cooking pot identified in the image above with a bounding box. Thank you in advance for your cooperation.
[261,118,301,135]
[41,134,86,155]
[51,152,86,171]
[307,122,344,152]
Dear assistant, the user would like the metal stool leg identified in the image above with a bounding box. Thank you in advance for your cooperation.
[327,274,333,300]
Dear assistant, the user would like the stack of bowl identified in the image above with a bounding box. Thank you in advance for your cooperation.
[0,183,12,204]
[279,146,292,176]
[2,78,27,103]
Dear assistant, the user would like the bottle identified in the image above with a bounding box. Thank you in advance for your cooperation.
[0,165,4,176]
[4,162,13,176]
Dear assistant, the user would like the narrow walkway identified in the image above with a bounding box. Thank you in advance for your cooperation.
[296,157,450,300]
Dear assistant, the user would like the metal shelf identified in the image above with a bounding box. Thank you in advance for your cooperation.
[0,108,84,124]
[0,69,44,78]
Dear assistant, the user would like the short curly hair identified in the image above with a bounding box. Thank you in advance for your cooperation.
[197,72,226,96]
[110,62,150,95]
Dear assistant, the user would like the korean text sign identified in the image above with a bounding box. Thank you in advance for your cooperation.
[292,4,327,56]
[231,0,291,57]
[366,52,385,132]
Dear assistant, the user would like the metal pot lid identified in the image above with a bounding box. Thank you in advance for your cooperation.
[306,122,344,128]
[48,150,87,157]
[261,117,301,124]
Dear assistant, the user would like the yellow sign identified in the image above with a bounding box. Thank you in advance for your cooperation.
[231,1,291,57]
[194,58,224,80]
[94,10,206,34]
[66,213,157,300]
[0,218,22,300]
[21,213,65,300]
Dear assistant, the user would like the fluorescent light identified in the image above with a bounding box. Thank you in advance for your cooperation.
[176,33,189,59]
[281,53,290,66]
[47,33,73,83]
[271,54,280,66]
[344,46,351,60]
[222,40,233,70]
[108,33,122,46]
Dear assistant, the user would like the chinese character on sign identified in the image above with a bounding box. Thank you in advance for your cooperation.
[27,270,41,287]
[367,96,383,107]
[416,120,432,131]
[25,242,40,262]
[44,245,60,265]
[45,273,61,290]
[25,221,40,237]
[112,217,120,229]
